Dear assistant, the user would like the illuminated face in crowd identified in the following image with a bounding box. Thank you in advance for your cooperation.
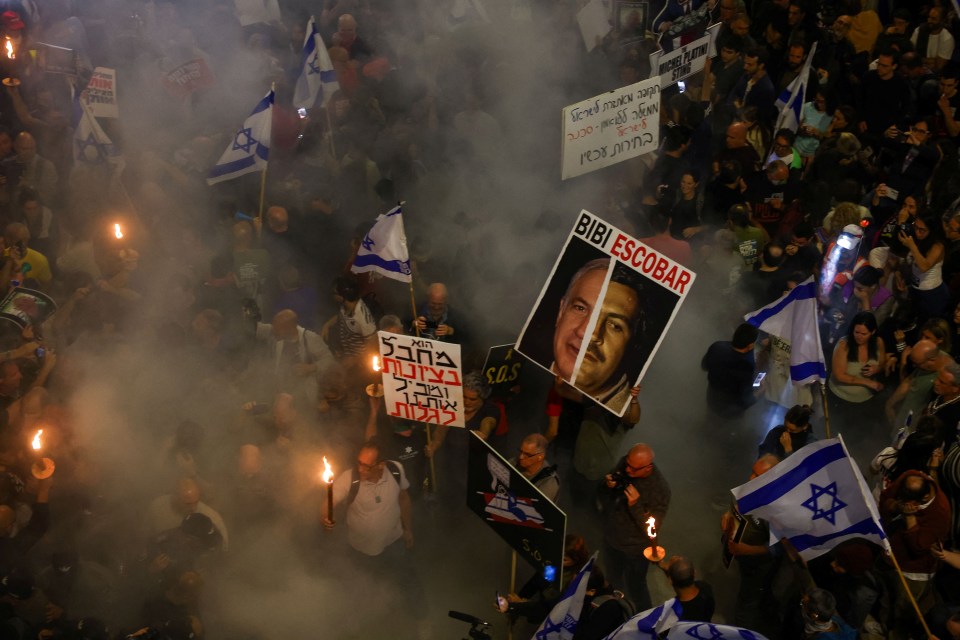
[554,267,603,382]
[576,281,639,395]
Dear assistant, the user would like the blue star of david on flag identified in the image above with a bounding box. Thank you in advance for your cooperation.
[361,234,375,251]
[535,618,564,639]
[76,132,111,163]
[207,89,273,185]
[293,16,339,110]
[232,128,257,153]
[684,623,724,640]
[801,482,847,525]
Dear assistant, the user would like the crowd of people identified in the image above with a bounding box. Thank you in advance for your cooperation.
[3,0,960,639]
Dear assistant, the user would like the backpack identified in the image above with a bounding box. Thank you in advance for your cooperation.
[346,460,402,506]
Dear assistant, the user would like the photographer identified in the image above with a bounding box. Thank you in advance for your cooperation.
[597,443,670,611]
[897,214,948,321]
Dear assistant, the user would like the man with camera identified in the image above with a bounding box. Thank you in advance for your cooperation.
[597,443,671,611]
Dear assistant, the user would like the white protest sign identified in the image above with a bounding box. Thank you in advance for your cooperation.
[378,332,465,427]
[649,23,720,88]
[561,77,661,180]
[80,67,118,119]
[577,0,611,52]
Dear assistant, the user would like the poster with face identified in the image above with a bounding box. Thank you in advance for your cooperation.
[516,211,695,416]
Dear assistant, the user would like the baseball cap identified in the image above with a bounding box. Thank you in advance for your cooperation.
[1,11,24,31]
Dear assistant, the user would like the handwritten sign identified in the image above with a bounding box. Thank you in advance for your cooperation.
[561,77,661,180]
[649,23,720,88]
[378,331,465,427]
[80,67,118,118]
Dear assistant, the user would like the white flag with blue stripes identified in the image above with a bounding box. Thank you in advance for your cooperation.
[73,94,118,165]
[731,437,890,561]
[602,598,682,639]
[531,553,596,639]
[351,205,412,283]
[207,89,273,185]
[293,16,339,110]
[744,276,825,385]
[666,622,769,640]
[773,41,817,133]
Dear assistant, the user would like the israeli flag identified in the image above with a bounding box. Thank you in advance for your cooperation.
[773,41,818,133]
[73,94,118,165]
[207,89,273,185]
[731,437,890,561]
[602,598,682,639]
[666,622,769,640]
[531,553,596,639]
[351,205,412,283]
[293,16,339,111]
[744,276,825,385]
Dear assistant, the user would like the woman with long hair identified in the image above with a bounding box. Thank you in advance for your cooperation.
[898,214,949,321]
[828,311,885,404]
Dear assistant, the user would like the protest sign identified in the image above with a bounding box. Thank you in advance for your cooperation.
[34,43,78,76]
[649,23,720,88]
[162,59,216,99]
[653,0,714,49]
[561,77,660,180]
[378,331,464,427]
[615,0,648,48]
[577,0,611,51]
[482,344,524,395]
[80,67,119,119]
[516,210,696,416]
[467,432,566,575]
[0,287,57,330]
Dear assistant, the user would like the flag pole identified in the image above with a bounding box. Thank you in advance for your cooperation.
[885,548,935,639]
[507,551,518,640]
[403,207,438,495]
[820,383,831,438]
[256,82,275,238]
[325,105,338,159]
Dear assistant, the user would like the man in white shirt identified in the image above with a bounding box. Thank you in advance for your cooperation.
[912,7,955,72]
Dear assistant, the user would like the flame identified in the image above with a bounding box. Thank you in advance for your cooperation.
[645,516,657,539]
[372,356,381,372]
[31,429,43,451]
[5,39,13,60]
[321,456,334,484]
[114,223,123,239]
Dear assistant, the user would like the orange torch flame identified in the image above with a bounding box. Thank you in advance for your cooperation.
[5,39,13,60]
[321,456,334,484]
[372,356,381,372]
[114,223,123,239]
[645,516,657,539]
[31,429,43,451]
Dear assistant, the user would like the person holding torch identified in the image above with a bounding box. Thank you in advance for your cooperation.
[322,440,430,634]
[597,442,671,611]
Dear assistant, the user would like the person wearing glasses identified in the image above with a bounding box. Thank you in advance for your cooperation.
[509,434,559,502]
[596,443,671,611]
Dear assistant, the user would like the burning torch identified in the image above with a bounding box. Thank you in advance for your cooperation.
[30,428,55,479]
[642,516,666,562]
[322,456,335,525]
[2,37,18,87]
[365,355,384,398]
